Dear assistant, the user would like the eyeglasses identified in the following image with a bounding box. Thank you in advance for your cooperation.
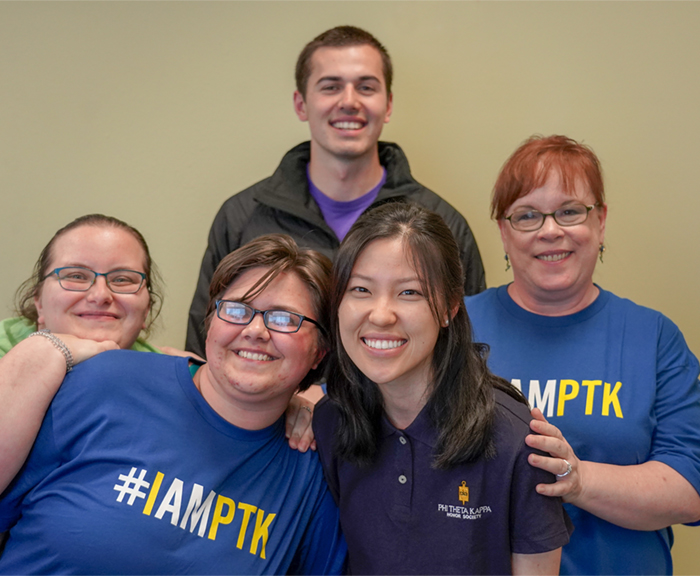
[215,300,326,334]
[44,266,147,294]
[505,203,598,232]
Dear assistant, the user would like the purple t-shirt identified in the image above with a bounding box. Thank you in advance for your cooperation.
[307,166,386,241]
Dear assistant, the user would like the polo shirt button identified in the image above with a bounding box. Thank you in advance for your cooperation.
[398,475,407,484]
[399,436,407,445]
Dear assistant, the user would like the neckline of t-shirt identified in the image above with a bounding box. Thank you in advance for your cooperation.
[495,283,610,328]
[174,356,285,442]
[307,165,386,210]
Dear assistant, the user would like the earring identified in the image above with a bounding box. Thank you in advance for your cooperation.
[504,253,511,272]
[443,319,450,327]
[599,244,606,264]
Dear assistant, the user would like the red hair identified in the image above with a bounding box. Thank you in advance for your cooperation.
[491,135,605,220]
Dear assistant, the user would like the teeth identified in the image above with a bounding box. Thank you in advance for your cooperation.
[333,121,363,130]
[363,338,405,350]
[236,350,274,361]
[537,252,571,262]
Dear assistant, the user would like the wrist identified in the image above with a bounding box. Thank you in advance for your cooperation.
[27,329,74,373]
[564,458,588,505]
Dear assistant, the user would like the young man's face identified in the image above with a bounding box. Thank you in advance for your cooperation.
[294,44,393,163]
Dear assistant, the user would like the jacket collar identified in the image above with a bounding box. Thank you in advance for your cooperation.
[254,141,418,219]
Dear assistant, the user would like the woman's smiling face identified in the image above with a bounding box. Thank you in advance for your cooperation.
[499,171,607,313]
[203,267,325,411]
[338,237,442,398]
[34,225,151,349]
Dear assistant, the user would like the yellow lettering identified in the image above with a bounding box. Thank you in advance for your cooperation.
[557,379,579,416]
[143,471,164,516]
[236,502,257,549]
[582,380,602,415]
[250,509,276,559]
[603,382,624,418]
[208,495,236,541]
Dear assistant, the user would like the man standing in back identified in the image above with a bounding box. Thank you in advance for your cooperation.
[186,25,485,357]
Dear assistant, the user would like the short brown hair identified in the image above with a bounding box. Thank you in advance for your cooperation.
[14,214,163,335]
[205,234,332,391]
[491,135,605,220]
[295,25,393,97]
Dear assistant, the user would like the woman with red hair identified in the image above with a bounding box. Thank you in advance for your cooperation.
[465,135,700,575]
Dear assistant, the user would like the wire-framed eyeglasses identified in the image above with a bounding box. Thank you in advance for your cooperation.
[215,300,326,334]
[43,266,146,294]
[505,203,598,232]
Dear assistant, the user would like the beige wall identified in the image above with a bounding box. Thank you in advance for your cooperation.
[1,1,699,571]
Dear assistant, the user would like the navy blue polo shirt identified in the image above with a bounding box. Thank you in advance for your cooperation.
[314,389,572,575]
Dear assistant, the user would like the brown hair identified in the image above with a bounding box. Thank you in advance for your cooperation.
[205,234,332,391]
[14,214,163,335]
[328,202,526,468]
[295,25,393,97]
[491,134,605,220]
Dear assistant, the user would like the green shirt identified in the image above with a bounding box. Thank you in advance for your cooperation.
[0,317,161,357]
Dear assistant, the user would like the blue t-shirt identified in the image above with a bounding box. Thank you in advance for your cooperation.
[0,351,346,575]
[465,285,700,575]
[307,165,386,241]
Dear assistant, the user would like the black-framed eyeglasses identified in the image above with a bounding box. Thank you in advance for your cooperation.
[43,266,147,294]
[505,203,598,232]
[215,300,326,334]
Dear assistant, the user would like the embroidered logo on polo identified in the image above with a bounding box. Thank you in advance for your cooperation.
[436,481,492,520]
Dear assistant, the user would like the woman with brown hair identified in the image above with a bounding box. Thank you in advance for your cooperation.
[0,234,345,574]
[0,214,163,492]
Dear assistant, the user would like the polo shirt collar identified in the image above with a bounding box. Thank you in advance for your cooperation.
[380,402,438,448]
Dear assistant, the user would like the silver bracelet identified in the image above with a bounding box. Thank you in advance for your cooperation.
[28,329,74,373]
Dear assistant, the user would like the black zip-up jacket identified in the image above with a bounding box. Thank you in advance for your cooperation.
[186,141,485,357]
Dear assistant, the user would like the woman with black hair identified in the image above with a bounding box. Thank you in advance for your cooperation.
[313,202,571,575]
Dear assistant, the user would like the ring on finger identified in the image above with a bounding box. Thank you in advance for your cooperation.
[556,459,572,478]
[301,406,313,414]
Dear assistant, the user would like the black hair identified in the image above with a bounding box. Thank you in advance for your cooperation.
[329,202,526,468]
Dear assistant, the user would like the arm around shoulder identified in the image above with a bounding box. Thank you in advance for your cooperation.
[0,334,117,492]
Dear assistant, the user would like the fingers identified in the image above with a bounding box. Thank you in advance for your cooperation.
[159,346,204,362]
[529,415,564,441]
[525,432,567,458]
[295,418,316,453]
[285,398,314,452]
[528,453,576,496]
[55,334,118,365]
[530,407,548,423]
[284,404,300,442]
[528,452,570,476]
[534,480,572,498]
[98,340,120,352]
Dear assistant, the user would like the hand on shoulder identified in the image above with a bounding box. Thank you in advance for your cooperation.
[525,408,585,504]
